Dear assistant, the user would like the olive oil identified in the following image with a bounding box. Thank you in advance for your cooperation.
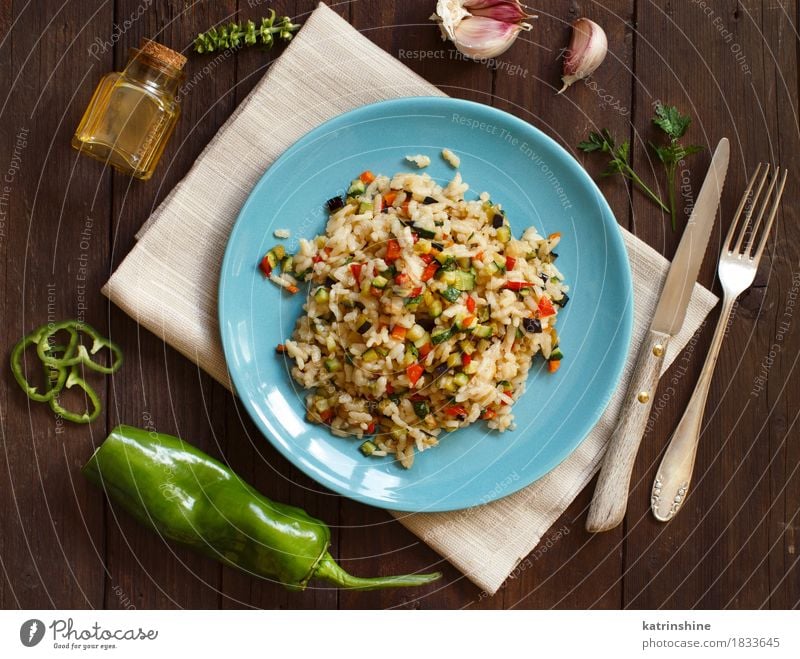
[72,39,186,180]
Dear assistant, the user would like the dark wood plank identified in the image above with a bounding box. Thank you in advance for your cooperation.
[0,0,113,608]
[104,0,237,609]
[493,0,634,609]
[624,0,799,609]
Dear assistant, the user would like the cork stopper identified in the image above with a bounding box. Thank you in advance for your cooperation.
[139,38,187,71]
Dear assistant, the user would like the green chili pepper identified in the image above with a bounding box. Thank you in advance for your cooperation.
[36,320,123,374]
[10,327,70,402]
[83,426,442,591]
[49,366,102,424]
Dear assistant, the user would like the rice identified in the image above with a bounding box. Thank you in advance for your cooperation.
[274,228,291,238]
[405,154,431,168]
[264,169,568,468]
[441,148,460,168]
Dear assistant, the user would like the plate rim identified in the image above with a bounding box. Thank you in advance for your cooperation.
[219,96,633,512]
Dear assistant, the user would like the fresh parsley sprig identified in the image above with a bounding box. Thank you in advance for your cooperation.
[579,104,703,230]
[651,104,704,230]
[579,129,669,214]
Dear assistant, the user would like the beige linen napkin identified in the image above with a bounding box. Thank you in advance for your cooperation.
[103,3,718,594]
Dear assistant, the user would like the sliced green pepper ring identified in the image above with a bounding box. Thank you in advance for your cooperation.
[37,321,123,375]
[41,343,70,398]
[48,367,101,424]
[10,327,71,402]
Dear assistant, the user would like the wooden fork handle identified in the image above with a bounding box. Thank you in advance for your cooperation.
[586,329,671,533]
[652,295,735,521]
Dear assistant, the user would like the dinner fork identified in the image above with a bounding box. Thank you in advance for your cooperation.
[651,164,788,522]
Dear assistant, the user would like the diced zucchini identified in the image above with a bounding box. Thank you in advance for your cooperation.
[549,348,564,361]
[452,270,476,291]
[447,353,462,368]
[463,360,479,375]
[436,252,455,266]
[362,348,379,363]
[477,305,490,322]
[428,299,443,318]
[453,372,470,387]
[359,440,377,456]
[404,294,423,307]
[355,315,372,334]
[460,340,476,355]
[496,226,511,243]
[324,357,342,373]
[454,314,478,332]
[314,287,330,304]
[272,244,286,260]
[314,397,330,413]
[431,326,453,345]
[281,256,294,273]
[413,332,431,349]
[347,179,366,195]
[407,324,426,342]
[457,256,472,270]
[472,324,493,339]
[359,200,373,213]
[375,346,389,357]
[389,426,407,442]
[414,239,432,254]
[412,224,436,239]
[371,276,389,289]
[441,286,462,303]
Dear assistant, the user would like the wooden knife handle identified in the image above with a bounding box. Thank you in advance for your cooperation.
[586,329,671,533]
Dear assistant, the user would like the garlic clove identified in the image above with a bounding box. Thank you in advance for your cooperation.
[453,15,528,59]
[432,0,534,61]
[466,0,532,24]
[559,17,608,94]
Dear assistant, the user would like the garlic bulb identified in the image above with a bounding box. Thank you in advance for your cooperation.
[559,18,607,93]
[432,0,534,60]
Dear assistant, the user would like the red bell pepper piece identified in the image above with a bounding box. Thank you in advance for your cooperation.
[419,253,434,264]
[406,363,424,386]
[506,256,516,271]
[418,342,433,358]
[359,170,375,184]
[421,262,439,282]
[504,281,531,291]
[462,353,472,367]
[395,273,410,285]
[538,296,556,317]
[385,239,402,263]
[259,254,273,277]
[444,405,468,419]
[350,263,363,281]
[466,296,476,313]
[410,286,422,298]
[390,326,407,340]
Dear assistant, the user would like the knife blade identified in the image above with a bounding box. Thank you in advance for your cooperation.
[586,138,729,533]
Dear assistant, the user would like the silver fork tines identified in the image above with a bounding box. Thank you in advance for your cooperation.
[652,162,788,522]
[726,164,789,264]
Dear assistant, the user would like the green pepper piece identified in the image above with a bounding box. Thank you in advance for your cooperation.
[37,321,123,374]
[10,327,71,402]
[83,426,442,591]
[49,367,101,424]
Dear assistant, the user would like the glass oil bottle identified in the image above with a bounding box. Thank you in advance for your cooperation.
[72,39,187,180]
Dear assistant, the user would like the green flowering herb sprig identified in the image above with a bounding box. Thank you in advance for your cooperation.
[193,10,300,54]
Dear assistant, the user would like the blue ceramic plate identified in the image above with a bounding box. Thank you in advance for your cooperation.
[219,97,632,512]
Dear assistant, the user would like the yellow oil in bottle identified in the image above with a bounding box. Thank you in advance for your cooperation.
[73,39,186,180]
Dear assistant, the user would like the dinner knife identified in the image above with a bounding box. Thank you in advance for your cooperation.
[586,137,730,533]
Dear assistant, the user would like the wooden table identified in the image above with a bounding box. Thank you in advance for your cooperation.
[1,0,797,610]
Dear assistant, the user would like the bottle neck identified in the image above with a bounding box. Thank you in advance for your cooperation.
[122,51,183,96]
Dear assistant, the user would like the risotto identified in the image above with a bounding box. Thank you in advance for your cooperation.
[259,167,569,468]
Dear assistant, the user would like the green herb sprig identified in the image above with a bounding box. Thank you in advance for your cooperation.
[193,10,299,54]
[579,129,669,214]
[650,104,704,230]
[579,104,703,230]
